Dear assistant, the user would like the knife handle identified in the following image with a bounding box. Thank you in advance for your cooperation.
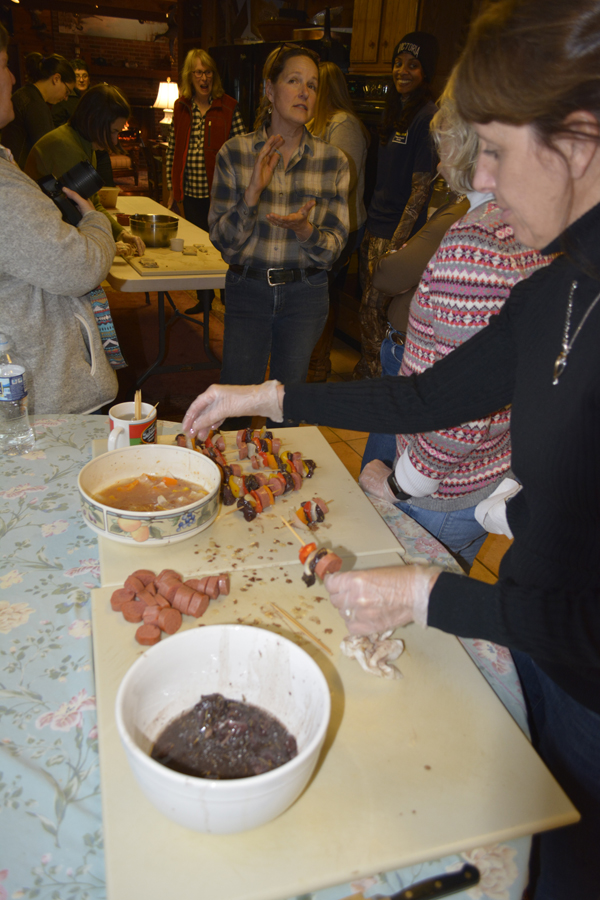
[388,863,480,900]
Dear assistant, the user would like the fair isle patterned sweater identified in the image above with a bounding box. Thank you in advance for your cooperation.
[396,200,550,511]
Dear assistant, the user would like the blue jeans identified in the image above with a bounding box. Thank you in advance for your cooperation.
[220,268,329,387]
[512,650,600,899]
[361,334,405,469]
[394,499,487,568]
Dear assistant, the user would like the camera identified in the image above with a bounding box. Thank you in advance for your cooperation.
[38,160,104,226]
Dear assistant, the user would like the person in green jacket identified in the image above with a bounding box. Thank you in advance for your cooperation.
[25,83,144,255]
[1,53,75,168]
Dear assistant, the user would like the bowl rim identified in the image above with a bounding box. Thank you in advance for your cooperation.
[129,213,179,224]
[77,445,221,519]
[115,624,331,791]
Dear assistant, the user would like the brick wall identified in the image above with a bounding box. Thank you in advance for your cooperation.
[11,7,179,139]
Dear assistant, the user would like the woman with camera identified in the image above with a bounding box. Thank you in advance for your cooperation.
[0,25,118,415]
[24,84,144,255]
[1,53,75,169]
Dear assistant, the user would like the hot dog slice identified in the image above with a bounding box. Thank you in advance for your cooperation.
[142,605,161,625]
[204,576,220,599]
[122,599,145,623]
[137,588,159,606]
[157,607,182,634]
[131,569,156,586]
[188,592,209,618]
[217,574,230,596]
[135,624,161,645]
[110,588,135,611]
[314,551,343,581]
[124,574,145,594]
[185,577,208,593]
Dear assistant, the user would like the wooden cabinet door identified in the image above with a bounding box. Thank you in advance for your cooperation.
[379,0,419,65]
[350,0,384,64]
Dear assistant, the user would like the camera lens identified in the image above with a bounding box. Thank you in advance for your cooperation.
[59,160,103,199]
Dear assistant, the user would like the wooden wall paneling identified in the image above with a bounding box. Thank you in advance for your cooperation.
[379,0,419,65]
[350,0,383,64]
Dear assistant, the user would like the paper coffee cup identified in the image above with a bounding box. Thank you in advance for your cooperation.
[108,401,157,451]
[170,238,184,251]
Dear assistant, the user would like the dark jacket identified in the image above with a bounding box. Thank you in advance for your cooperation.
[170,93,238,202]
[284,200,600,714]
[1,83,54,169]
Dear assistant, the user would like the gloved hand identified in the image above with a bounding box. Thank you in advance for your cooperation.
[182,380,284,440]
[325,565,442,635]
[120,230,145,257]
[358,459,396,502]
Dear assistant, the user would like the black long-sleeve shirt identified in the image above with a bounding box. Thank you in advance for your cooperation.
[285,201,600,714]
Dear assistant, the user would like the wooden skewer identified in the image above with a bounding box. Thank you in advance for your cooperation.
[271,603,333,656]
[134,389,142,420]
[280,515,305,546]
[152,401,160,409]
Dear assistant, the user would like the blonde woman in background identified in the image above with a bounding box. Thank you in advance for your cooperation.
[308,61,369,381]
[166,48,245,314]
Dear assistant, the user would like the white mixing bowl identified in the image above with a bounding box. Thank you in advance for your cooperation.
[115,624,331,833]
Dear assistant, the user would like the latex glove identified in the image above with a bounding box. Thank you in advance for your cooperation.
[325,565,442,635]
[358,459,396,503]
[120,230,145,257]
[183,381,284,440]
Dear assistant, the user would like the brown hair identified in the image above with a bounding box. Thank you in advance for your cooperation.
[254,44,320,131]
[454,0,600,149]
[310,61,365,139]
[70,84,130,151]
[29,53,75,86]
[180,49,223,102]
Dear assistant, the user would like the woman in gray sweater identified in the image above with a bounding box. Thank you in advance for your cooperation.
[0,26,118,415]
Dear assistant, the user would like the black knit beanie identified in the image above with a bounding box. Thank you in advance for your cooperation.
[392,32,439,83]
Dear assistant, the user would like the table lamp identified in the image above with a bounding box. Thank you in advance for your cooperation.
[153,77,179,138]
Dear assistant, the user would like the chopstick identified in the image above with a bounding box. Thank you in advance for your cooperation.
[134,389,142,420]
[271,603,332,656]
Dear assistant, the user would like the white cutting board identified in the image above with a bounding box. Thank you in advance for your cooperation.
[92,559,578,900]
[126,243,225,276]
[96,426,407,587]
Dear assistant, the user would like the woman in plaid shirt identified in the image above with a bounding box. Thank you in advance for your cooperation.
[208,45,349,427]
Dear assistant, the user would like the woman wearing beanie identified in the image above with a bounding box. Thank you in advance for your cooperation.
[353,32,439,379]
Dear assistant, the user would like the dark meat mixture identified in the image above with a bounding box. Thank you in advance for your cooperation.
[151,692,298,779]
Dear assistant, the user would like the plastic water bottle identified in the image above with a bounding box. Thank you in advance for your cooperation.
[0,333,35,455]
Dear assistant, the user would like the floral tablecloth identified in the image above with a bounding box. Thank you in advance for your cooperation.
[0,417,529,900]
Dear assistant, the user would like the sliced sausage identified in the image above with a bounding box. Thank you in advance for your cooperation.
[122,599,145,623]
[142,605,161,625]
[185,577,208,593]
[217,574,230,596]
[130,569,156,586]
[204,576,220,599]
[135,624,161,645]
[137,588,159,606]
[314,551,343,581]
[124,574,145,594]
[157,607,182,634]
[110,588,135,611]
[187,592,209,618]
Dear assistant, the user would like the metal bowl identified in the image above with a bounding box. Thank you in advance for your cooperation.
[129,214,179,247]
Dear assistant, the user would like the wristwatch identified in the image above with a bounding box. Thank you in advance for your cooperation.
[387,471,412,501]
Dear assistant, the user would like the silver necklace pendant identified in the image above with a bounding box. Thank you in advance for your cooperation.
[553,351,568,385]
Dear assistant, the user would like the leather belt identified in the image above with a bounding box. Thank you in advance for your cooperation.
[386,323,407,346]
[229,264,321,287]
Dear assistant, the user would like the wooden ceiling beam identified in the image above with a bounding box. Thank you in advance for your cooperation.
[13,0,171,22]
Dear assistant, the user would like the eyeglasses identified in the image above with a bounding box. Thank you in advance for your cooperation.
[192,69,213,80]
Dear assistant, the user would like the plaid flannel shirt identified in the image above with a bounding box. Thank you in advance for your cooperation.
[165,99,245,197]
[208,126,349,270]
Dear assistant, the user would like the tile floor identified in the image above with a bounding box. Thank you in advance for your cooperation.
[204,292,509,583]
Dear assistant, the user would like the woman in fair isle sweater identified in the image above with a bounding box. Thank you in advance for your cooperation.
[359,86,551,568]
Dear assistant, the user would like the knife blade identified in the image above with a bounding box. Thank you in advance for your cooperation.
[371,863,480,900]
